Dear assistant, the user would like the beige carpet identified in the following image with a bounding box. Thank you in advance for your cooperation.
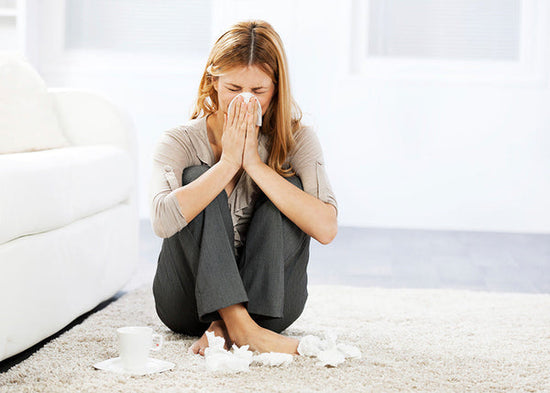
[1,284,549,393]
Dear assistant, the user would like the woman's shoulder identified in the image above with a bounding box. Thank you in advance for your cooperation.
[160,117,206,140]
[293,122,315,139]
[152,117,209,166]
[285,123,325,167]
[155,117,208,150]
[290,123,322,154]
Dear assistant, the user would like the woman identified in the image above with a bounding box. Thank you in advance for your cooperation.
[149,20,338,356]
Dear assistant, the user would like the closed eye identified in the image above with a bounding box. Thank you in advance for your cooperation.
[227,87,266,93]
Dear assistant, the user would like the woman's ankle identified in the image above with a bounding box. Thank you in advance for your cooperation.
[208,319,225,330]
[218,303,258,342]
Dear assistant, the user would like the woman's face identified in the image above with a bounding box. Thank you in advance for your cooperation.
[213,65,276,118]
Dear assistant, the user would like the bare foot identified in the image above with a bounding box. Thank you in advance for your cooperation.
[217,303,299,355]
[189,320,232,356]
[230,324,299,355]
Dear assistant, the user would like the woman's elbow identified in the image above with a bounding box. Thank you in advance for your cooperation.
[151,197,189,239]
[315,216,338,245]
[320,224,338,245]
[151,209,179,239]
[151,219,170,239]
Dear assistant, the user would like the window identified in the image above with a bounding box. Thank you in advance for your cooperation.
[0,0,23,53]
[350,0,549,86]
[64,0,212,57]
[367,0,520,61]
[38,0,214,74]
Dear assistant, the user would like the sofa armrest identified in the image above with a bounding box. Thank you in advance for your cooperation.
[48,88,138,164]
[48,88,139,214]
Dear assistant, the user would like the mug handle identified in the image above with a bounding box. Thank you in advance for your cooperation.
[151,333,163,351]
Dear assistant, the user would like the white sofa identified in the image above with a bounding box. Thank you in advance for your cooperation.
[0,53,139,362]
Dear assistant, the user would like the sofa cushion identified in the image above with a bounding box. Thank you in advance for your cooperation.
[0,145,133,245]
[0,52,70,154]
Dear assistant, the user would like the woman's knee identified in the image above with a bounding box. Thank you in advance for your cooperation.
[154,300,207,337]
[152,280,207,337]
[182,164,210,185]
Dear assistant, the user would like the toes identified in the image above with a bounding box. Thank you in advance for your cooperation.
[189,341,200,355]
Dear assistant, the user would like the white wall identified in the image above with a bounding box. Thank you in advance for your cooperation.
[290,1,550,234]
[34,0,550,234]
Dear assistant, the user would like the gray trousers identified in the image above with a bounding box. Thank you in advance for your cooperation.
[152,165,311,337]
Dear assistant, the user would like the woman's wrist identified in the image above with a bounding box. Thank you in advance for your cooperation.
[243,159,267,178]
[219,155,242,174]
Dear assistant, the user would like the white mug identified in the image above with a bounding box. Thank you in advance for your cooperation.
[117,326,163,371]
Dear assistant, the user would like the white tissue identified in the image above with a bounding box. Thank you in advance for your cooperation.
[204,350,251,372]
[317,347,346,367]
[231,343,254,363]
[203,330,252,372]
[227,92,262,127]
[253,352,293,367]
[297,335,324,357]
[204,331,226,353]
[321,331,338,349]
[298,332,362,368]
[201,331,293,372]
[336,343,362,359]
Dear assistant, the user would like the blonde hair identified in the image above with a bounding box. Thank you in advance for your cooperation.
[190,20,303,177]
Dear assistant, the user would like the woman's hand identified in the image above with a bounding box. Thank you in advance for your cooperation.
[220,95,248,171]
[242,98,263,171]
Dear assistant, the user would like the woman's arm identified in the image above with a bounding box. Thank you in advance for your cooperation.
[173,159,239,223]
[242,101,338,244]
[175,97,251,223]
[245,162,338,244]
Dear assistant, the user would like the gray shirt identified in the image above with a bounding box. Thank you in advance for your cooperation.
[149,115,338,250]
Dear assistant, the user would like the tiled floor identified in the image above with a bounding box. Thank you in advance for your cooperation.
[136,220,550,294]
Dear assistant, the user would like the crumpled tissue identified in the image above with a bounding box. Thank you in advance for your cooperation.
[227,92,262,127]
[200,330,293,372]
[297,331,361,367]
[252,352,293,367]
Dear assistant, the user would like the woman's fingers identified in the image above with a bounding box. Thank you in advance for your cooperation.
[252,98,258,126]
[226,96,257,137]
[244,101,258,154]
[220,96,259,170]
[228,95,240,128]
[250,99,257,125]
[239,101,248,126]
[245,100,254,130]
[229,97,247,131]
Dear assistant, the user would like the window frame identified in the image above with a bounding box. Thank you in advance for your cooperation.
[349,0,549,87]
